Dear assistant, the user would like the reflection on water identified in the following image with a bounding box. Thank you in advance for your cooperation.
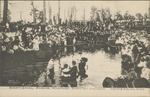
[1,44,122,88]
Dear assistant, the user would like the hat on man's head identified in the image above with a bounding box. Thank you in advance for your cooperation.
[64,64,68,68]
[81,57,88,62]
[78,51,82,54]
[72,60,76,65]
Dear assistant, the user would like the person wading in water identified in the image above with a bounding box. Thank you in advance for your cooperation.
[61,64,71,87]
[78,57,88,81]
[70,61,78,87]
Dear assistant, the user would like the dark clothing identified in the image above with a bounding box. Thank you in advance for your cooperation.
[79,62,86,70]
[121,61,134,71]
[48,67,55,84]
[48,67,55,80]
[70,66,78,81]
[41,25,46,32]
[146,45,150,54]
[21,31,26,42]
[79,62,88,79]
[61,68,71,87]
[132,45,139,54]
[12,36,20,45]
[61,76,70,87]
[132,45,139,64]
[121,61,130,71]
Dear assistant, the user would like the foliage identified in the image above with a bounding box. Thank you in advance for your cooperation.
[7,9,11,22]
[136,13,143,21]
[30,8,45,23]
[115,11,123,21]
[90,6,97,21]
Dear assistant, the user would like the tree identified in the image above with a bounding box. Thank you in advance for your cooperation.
[38,11,44,23]
[103,8,112,20]
[124,11,130,20]
[3,0,8,26]
[115,11,123,21]
[90,6,97,21]
[130,15,135,21]
[143,13,148,20]
[136,13,143,21]
[30,9,45,23]
[30,8,39,23]
[95,12,100,21]
[53,15,56,25]
[123,11,135,21]
[7,9,11,22]
[68,6,77,22]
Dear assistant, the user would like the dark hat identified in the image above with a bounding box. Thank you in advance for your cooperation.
[78,52,82,54]
[81,57,88,62]
[64,64,68,68]
[72,61,76,65]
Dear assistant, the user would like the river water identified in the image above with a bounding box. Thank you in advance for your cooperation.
[1,44,122,88]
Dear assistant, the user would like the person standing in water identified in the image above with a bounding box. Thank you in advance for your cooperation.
[70,61,78,87]
[78,57,88,81]
[61,64,71,87]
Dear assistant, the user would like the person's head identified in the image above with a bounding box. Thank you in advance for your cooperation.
[9,37,13,42]
[79,51,82,55]
[145,56,150,62]
[141,57,145,62]
[64,64,68,68]
[72,61,76,66]
[81,57,88,63]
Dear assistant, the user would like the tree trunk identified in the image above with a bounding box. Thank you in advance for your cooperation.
[3,0,8,26]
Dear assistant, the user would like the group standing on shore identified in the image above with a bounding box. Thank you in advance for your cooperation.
[0,20,116,54]
[103,29,150,88]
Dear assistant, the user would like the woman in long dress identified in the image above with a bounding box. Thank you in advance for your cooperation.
[32,36,40,51]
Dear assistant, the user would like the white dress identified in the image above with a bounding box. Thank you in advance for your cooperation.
[32,39,40,51]
[64,38,67,46]
[73,37,76,44]
[141,67,150,82]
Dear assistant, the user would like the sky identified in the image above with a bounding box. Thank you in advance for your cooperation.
[0,0,149,22]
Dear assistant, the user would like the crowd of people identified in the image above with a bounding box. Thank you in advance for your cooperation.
[0,21,116,54]
[103,29,150,87]
[1,20,150,87]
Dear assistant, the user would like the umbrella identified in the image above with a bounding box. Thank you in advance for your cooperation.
[103,77,116,87]
[133,78,150,88]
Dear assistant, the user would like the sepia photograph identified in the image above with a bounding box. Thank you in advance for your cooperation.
[0,0,150,95]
